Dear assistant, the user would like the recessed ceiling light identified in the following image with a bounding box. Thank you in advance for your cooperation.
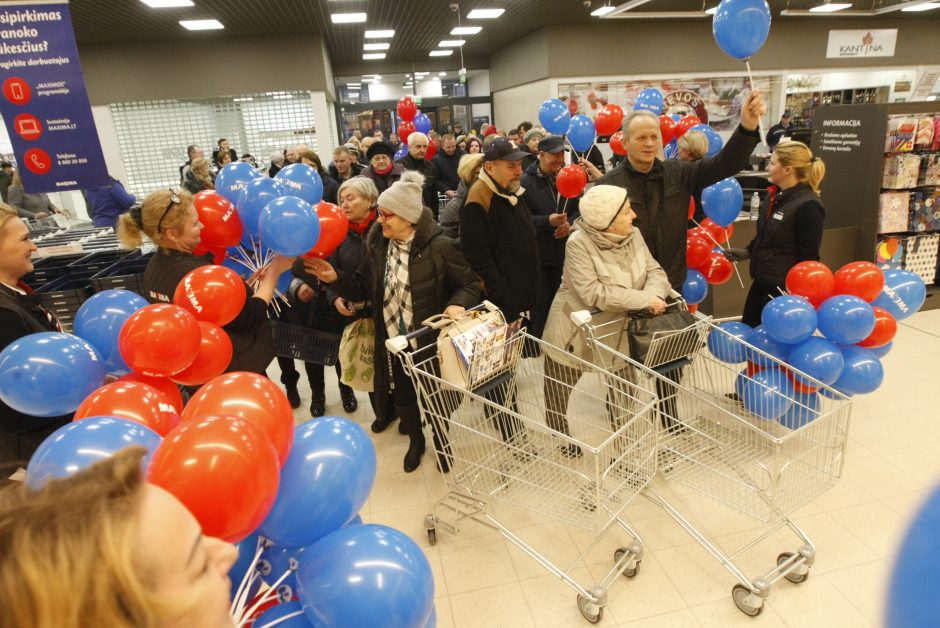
[902,1,940,10]
[438,39,466,47]
[429,50,454,56]
[141,0,193,7]
[364,43,390,50]
[591,5,616,15]
[467,8,505,18]
[347,83,361,87]
[331,12,367,23]
[451,26,482,35]
[438,71,447,76]
[363,53,386,60]
[704,6,718,14]
[365,29,395,38]
[180,19,224,30]
[808,2,852,12]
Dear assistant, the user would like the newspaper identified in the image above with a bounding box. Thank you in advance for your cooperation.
[451,317,523,387]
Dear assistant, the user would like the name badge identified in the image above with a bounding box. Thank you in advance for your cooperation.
[772,212,784,221]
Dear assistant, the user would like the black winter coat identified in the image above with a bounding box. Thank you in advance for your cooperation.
[396,154,439,215]
[594,124,759,289]
[142,249,276,374]
[329,209,480,423]
[319,170,340,206]
[520,161,581,267]
[432,150,464,194]
[327,161,363,182]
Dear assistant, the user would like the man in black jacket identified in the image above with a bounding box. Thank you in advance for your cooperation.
[594,90,766,291]
[327,145,363,183]
[396,132,439,217]
[432,134,463,199]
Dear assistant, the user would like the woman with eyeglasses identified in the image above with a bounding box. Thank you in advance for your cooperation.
[0,203,72,467]
[117,189,295,375]
[304,172,480,473]
[360,142,404,194]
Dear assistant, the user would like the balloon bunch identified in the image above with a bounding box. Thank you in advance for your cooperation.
[395,96,435,161]
[706,262,926,426]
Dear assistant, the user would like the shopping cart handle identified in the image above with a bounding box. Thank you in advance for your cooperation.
[570,309,598,325]
[386,300,499,354]
[386,335,409,355]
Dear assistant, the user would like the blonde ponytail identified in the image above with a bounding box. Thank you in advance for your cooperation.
[774,141,825,194]
[116,189,192,250]
[116,209,145,249]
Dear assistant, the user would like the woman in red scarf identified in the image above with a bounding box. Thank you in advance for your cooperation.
[360,142,404,193]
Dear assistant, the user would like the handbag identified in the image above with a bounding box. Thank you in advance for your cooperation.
[432,307,521,390]
[339,317,375,392]
[626,304,700,366]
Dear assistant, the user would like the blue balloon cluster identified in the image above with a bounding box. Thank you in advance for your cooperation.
[688,124,724,157]
[701,177,743,227]
[237,177,285,244]
[712,0,772,60]
[259,196,322,257]
[633,88,664,115]
[761,296,817,345]
[567,114,596,153]
[274,163,324,206]
[413,112,432,135]
[539,98,571,135]
[872,269,926,321]
[817,295,875,345]
[216,161,261,205]
[707,321,752,363]
[73,289,148,376]
[737,366,793,420]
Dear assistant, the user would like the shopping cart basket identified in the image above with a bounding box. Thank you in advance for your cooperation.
[575,301,853,616]
[387,302,659,623]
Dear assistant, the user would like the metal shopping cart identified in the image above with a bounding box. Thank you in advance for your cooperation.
[574,302,853,616]
[387,302,659,623]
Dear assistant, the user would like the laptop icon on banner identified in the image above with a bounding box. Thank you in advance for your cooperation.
[14,114,43,141]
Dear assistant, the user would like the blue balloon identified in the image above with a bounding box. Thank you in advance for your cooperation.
[817,295,875,345]
[700,176,743,227]
[261,544,306,600]
[833,344,883,396]
[870,341,893,359]
[237,178,285,240]
[394,146,409,161]
[778,391,820,430]
[745,325,792,368]
[712,0,772,60]
[689,124,724,157]
[216,161,261,205]
[413,112,432,135]
[682,269,708,305]
[872,269,926,321]
[567,114,596,153]
[888,482,940,627]
[663,138,679,159]
[256,601,312,628]
[25,417,161,489]
[276,270,292,295]
[229,532,265,602]
[297,524,434,628]
[0,332,107,417]
[787,337,844,387]
[344,514,363,527]
[73,290,148,376]
[423,607,437,628]
[275,163,324,206]
[539,98,571,135]
[761,295,817,345]
[740,366,794,420]
[633,88,664,115]
[707,321,752,363]
[259,196,321,257]
[260,417,376,548]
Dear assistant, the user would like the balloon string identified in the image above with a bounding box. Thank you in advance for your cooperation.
[744,59,768,146]
[229,537,267,618]
[236,567,296,626]
[256,611,306,628]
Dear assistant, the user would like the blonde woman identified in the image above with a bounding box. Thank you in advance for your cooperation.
[183,157,214,194]
[678,130,709,223]
[0,446,237,627]
[725,141,827,326]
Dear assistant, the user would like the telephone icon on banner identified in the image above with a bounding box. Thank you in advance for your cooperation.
[23,148,52,175]
[14,114,42,141]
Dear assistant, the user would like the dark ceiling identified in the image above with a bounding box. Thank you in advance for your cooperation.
[69,0,937,70]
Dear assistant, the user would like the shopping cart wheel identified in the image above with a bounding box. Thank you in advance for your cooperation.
[613,548,640,578]
[576,595,604,624]
[427,528,437,546]
[777,552,809,584]
[731,584,763,617]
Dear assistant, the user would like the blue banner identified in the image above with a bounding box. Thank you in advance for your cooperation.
[0,1,108,194]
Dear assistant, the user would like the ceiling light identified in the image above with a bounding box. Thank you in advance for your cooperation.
[591,5,616,15]
[347,83,361,87]
[429,50,454,56]
[451,26,482,35]
[704,5,718,14]
[363,43,389,50]
[180,19,224,30]
[902,1,940,10]
[438,71,447,76]
[365,29,395,38]
[438,39,466,47]
[141,0,193,7]
[363,53,386,60]
[467,8,505,18]
[808,2,852,12]
[331,12,367,23]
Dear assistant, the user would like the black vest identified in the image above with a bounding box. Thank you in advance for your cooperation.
[750,183,822,286]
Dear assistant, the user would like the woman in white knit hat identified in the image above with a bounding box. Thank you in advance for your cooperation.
[541,184,671,457]
[304,171,481,473]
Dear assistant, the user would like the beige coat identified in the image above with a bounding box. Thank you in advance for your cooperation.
[542,219,671,367]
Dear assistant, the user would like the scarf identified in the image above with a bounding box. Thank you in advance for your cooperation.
[382,236,414,341]
[573,218,647,292]
[373,162,394,176]
[479,169,525,206]
[349,209,376,237]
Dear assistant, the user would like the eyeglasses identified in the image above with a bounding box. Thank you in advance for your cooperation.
[377,209,397,221]
[156,189,181,233]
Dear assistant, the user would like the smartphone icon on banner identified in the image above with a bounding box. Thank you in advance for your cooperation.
[10,83,24,100]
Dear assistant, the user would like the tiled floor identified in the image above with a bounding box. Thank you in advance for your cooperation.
[274,308,940,627]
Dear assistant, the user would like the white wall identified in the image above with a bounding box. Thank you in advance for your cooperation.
[493,78,553,131]
[91,105,128,185]
[468,70,491,98]
[309,91,338,153]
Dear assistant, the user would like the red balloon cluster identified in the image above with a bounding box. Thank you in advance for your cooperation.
[173,265,247,327]
[397,96,417,122]
[425,139,438,160]
[686,222,736,285]
[610,131,627,156]
[118,372,184,414]
[675,115,702,138]
[193,190,243,248]
[119,304,201,377]
[171,322,233,386]
[557,164,588,199]
[304,201,350,260]
[397,120,416,145]
[659,115,677,145]
[74,380,180,436]
[595,104,624,136]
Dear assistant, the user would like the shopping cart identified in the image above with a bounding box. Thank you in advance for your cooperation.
[574,301,853,616]
[387,302,659,623]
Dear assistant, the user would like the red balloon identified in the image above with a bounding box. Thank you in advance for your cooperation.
[148,415,280,543]
[833,261,884,303]
[675,115,702,138]
[181,372,294,465]
[686,236,712,270]
[171,322,233,386]
[702,252,734,285]
[192,190,243,248]
[397,120,415,145]
[858,306,897,348]
[119,304,201,377]
[688,197,696,221]
[303,202,350,260]
[746,361,763,377]
[594,104,624,136]
[568,98,579,116]
[787,369,820,394]
[556,164,588,199]
[117,372,183,414]
[192,242,226,265]
[786,261,835,308]
[396,96,417,122]
[74,381,179,436]
[700,218,734,245]
[610,131,627,156]
[173,265,247,326]
[425,139,438,160]
[659,114,677,145]
[688,226,709,242]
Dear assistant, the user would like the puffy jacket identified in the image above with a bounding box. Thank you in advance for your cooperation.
[520,160,581,267]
